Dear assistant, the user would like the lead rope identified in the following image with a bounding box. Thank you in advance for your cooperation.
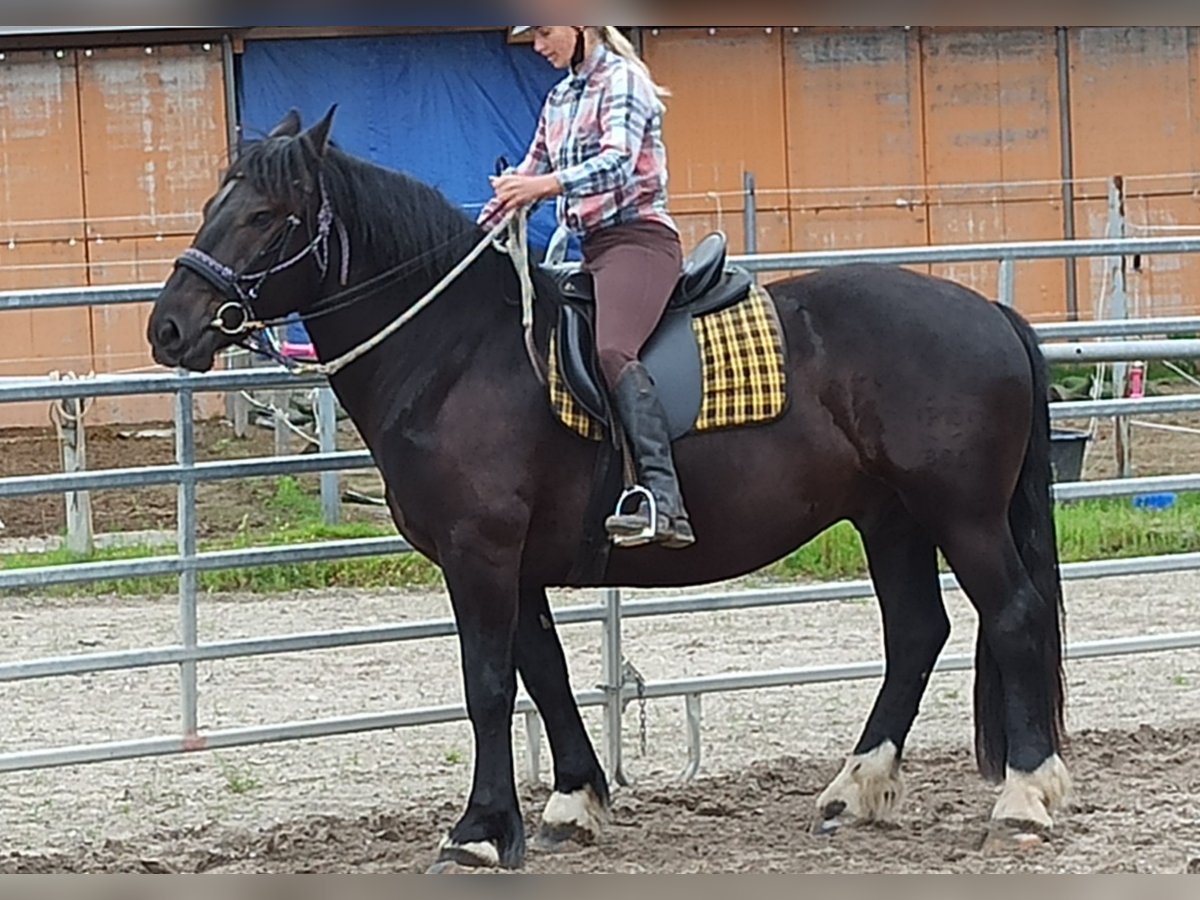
[498,206,547,385]
[293,210,537,378]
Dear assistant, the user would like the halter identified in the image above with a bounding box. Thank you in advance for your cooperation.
[173,175,350,342]
[173,175,540,379]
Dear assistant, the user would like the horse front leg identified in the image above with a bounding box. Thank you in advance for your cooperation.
[431,546,526,871]
[515,585,609,848]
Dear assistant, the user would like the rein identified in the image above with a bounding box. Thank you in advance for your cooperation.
[175,188,541,379]
[297,211,525,377]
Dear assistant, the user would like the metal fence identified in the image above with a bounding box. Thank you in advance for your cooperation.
[4,234,1200,782]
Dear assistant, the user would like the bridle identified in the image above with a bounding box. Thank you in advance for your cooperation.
[171,170,540,380]
[173,174,350,342]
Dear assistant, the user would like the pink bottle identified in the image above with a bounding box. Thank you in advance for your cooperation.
[1128,361,1145,399]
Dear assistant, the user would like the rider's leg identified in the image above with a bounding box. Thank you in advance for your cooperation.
[583,221,691,548]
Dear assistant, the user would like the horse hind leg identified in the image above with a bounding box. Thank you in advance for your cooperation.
[815,501,949,833]
[514,585,610,850]
[938,515,1071,835]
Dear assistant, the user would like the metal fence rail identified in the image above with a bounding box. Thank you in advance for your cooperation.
[7,550,1200,686]
[4,234,1200,780]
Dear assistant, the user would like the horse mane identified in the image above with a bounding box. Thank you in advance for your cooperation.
[228,135,483,283]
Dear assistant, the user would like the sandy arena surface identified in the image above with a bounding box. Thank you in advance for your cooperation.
[1,570,1198,873]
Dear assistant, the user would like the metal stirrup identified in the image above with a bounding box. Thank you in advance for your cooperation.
[609,484,658,547]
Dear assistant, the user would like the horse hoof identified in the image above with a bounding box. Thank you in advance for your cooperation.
[532,822,592,852]
[980,819,1051,854]
[812,817,840,837]
[432,837,502,870]
[534,786,606,851]
[426,859,469,875]
[812,800,849,836]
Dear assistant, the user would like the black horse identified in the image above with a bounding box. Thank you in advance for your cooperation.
[148,108,1069,869]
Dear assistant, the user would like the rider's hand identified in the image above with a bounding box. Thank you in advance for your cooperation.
[489,173,562,215]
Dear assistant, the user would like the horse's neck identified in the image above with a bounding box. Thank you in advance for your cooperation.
[312,248,522,446]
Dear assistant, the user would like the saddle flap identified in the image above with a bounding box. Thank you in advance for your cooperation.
[553,305,702,442]
[557,304,610,424]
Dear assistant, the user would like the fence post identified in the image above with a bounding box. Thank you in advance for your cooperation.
[224,348,251,439]
[273,388,292,457]
[601,587,627,786]
[316,385,341,525]
[997,258,1015,308]
[681,693,702,780]
[1107,175,1132,477]
[55,394,93,554]
[743,170,758,256]
[175,382,200,742]
[523,710,543,785]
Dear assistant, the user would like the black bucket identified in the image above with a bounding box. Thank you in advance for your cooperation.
[1049,428,1090,483]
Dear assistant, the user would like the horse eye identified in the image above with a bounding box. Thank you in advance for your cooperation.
[249,210,275,227]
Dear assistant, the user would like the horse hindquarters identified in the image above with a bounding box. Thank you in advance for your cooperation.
[936,305,1070,831]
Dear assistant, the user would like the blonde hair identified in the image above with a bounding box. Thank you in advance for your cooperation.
[595,26,670,99]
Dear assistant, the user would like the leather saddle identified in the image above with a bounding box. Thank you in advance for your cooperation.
[545,231,754,439]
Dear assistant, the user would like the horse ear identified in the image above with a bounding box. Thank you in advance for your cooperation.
[269,108,302,139]
[301,105,337,159]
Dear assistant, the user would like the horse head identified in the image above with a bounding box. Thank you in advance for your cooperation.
[148,106,340,371]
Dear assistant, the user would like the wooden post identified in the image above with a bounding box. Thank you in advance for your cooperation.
[55,396,94,554]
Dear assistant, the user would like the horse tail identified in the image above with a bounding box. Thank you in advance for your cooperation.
[975,303,1066,782]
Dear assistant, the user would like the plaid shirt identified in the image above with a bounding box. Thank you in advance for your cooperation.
[479,44,676,238]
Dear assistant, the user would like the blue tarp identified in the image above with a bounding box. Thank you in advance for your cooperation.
[239,31,572,344]
[238,31,566,251]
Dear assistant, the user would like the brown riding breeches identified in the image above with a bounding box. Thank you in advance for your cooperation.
[581,221,683,390]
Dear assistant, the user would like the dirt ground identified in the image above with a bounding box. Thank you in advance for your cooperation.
[0,571,1197,874]
[0,413,382,541]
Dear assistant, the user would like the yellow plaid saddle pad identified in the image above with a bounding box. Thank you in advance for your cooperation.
[547,284,788,441]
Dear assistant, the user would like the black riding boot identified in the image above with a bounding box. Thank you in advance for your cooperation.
[604,363,695,549]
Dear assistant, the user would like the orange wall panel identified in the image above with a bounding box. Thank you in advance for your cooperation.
[0,241,91,428]
[88,234,186,373]
[87,235,220,423]
[1120,194,1200,317]
[1068,27,1200,199]
[791,205,929,254]
[0,45,228,427]
[642,27,787,214]
[783,27,927,209]
[0,50,87,245]
[674,209,792,261]
[921,28,1063,202]
[77,44,227,241]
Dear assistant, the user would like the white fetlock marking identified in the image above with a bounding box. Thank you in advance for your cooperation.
[437,835,500,867]
[991,754,1072,829]
[542,785,607,840]
[816,740,904,824]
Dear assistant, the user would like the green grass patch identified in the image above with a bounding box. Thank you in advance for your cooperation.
[0,516,443,597]
[765,494,1200,582]
[5,488,1200,596]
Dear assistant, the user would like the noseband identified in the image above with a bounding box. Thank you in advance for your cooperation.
[173,175,350,338]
